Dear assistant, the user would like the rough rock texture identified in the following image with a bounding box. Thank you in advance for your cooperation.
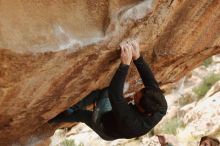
[50,126,161,146]
[180,91,220,139]
[0,0,220,145]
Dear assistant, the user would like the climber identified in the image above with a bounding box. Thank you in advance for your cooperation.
[49,40,167,140]
[199,136,220,146]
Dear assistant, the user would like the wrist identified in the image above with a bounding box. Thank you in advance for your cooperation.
[120,63,130,69]
[122,62,130,65]
[133,54,140,60]
[121,60,131,65]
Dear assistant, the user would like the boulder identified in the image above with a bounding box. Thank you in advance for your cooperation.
[204,80,220,99]
[181,92,220,137]
[0,0,220,145]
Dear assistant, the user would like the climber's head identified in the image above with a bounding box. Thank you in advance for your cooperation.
[199,136,220,146]
[134,87,165,116]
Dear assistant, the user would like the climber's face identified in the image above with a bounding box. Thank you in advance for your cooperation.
[134,90,142,105]
[134,90,145,113]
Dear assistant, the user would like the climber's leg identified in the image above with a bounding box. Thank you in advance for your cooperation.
[89,88,114,140]
[50,109,93,127]
[67,89,102,113]
[92,88,112,122]
[49,88,106,124]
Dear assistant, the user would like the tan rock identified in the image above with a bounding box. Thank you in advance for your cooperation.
[181,92,220,137]
[0,0,220,145]
[204,80,220,99]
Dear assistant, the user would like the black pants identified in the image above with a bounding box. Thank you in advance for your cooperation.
[53,88,115,140]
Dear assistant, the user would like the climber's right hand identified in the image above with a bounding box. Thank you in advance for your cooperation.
[130,40,140,60]
[120,43,132,65]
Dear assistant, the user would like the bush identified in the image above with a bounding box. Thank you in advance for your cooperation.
[193,74,220,98]
[177,94,196,107]
[203,57,213,67]
[155,117,184,135]
[61,139,84,146]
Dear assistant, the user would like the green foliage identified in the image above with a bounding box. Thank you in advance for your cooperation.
[155,117,184,135]
[60,139,84,146]
[61,139,75,146]
[203,57,213,67]
[193,74,220,98]
[177,94,195,107]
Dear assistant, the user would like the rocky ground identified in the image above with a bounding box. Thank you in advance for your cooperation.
[49,55,220,146]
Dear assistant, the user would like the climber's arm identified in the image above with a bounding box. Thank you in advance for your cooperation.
[108,43,133,114]
[133,56,159,89]
[130,40,160,89]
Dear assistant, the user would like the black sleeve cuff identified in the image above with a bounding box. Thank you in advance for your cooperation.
[119,63,130,69]
[133,56,144,65]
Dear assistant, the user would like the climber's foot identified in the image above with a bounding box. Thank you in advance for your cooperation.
[48,106,80,125]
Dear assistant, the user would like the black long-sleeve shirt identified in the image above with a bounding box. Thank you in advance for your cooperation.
[101,56,167,139]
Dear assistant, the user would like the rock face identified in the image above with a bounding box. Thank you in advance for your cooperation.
[181,91,220,137]
[50,126,161,146]
[0,0,220,145]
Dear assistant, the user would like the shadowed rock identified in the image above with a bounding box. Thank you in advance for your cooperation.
[0,0,220,145]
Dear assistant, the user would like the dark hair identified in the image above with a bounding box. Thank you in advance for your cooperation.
[139,87,165,114]
[200,136,220,146]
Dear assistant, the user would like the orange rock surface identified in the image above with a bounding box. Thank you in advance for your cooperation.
[0,0,220,145]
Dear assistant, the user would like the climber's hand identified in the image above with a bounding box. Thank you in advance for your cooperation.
[125,96,134,102]
[120,43,132,65]
[130,40,140,60]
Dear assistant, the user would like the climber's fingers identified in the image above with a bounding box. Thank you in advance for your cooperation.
[131,40,139,50]
[120,44,132,65]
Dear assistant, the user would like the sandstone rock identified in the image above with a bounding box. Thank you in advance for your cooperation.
[0,0,220,145]
[51,124,161,146]
[213,55,220,63]
[180,101,196,113]
[157,134,182,146]
[180,92,220,138]
[204,80,220,99]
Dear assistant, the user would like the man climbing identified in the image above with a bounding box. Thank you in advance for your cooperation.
[50,40,167,140]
